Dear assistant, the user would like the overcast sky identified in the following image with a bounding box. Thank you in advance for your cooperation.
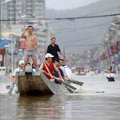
[46,0,99,10]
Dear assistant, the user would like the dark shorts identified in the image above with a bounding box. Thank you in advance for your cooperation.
[25,50,36,57]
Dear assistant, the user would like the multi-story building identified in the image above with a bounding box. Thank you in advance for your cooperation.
[1,0,45,26]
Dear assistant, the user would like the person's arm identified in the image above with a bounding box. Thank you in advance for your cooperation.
[39,63,45,73]
[21,27,27,38]
[63,76,67,82]
[59,68,67,82]
[65,75,71,81]
[34,35,37,47]
[12,76,16,84]
[54,64,62,81]
[47,45,50,53]
[60,51,65,58]
[57,44,65,58]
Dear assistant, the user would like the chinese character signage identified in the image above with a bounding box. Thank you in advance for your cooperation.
[108,49,113,56]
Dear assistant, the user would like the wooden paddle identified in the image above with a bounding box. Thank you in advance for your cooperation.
[68,79,84,86]
[44,72,77,90]
[8,84,15,95]
[11,0,53,79]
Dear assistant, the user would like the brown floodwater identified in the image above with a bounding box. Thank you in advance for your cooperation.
[0,93,120,120]
[0,74,120,120]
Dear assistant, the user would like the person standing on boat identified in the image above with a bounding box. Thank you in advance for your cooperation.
[59,59,72,81]
[53,58,67,84]
[47,37,65,61]
[39,53,62,83]
[21,26,39,71]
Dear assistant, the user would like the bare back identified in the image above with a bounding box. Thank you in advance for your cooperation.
[25,35,37,50]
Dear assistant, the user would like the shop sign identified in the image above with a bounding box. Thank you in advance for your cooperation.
[0,49,5,54]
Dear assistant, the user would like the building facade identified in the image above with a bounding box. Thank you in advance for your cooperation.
[1,0,45,26]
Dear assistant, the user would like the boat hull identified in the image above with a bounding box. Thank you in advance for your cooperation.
[16,71,66,95]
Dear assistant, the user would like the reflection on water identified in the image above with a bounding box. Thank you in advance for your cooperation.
[0,75,120,120]
[17,95,65,120]
[1,94,120,120]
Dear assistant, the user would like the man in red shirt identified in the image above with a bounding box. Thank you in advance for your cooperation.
[39,53,62,83]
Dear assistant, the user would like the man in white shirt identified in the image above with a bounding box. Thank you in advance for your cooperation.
[8,60,24,95]
[12,60,24,84]
[59,59,72,81]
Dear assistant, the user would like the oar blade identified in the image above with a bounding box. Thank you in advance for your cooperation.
[67,87,74,93]
[70,80,84,86]
[62,81,76,90]
[8,84,15,95]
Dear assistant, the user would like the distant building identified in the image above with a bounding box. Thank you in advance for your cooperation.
[1,0,45,26]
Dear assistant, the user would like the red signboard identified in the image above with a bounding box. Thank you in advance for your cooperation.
[117,41,120,51]
[19,41,26,49]
[111,46,117,54]
[0,49,5,54]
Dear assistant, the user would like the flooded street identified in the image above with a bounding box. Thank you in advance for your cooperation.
[0,74,120,120]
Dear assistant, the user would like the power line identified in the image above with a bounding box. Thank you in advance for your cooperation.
[54,21,111,31]
[64,44,99,47]
[60,32,105,44]
[0,13,120,21]
[55,22,110,34]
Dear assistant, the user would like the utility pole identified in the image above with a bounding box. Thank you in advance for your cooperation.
[0,0,1,37]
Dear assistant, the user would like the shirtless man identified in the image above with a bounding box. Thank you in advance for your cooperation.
[21,26,39,71]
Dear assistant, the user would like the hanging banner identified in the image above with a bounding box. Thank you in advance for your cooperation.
[117,41,120,53]
[115,57,119,65]
[0,55,2,61]
[108,48,113,56]
[105,51,109,59]
[101,54,104,60]
[111,46,117,54]
[19,41,26,49]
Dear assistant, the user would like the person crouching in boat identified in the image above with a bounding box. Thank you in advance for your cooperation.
[53,58,67,84]
[12,60,24,84]
[39,53,62,84]
[8,60,24,95]
[59,59,72,81]
[106,70,117,82]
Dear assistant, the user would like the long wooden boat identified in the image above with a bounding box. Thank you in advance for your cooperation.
[15,66,67,95]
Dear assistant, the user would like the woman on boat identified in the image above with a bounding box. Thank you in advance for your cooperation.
[39,53,62,83]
